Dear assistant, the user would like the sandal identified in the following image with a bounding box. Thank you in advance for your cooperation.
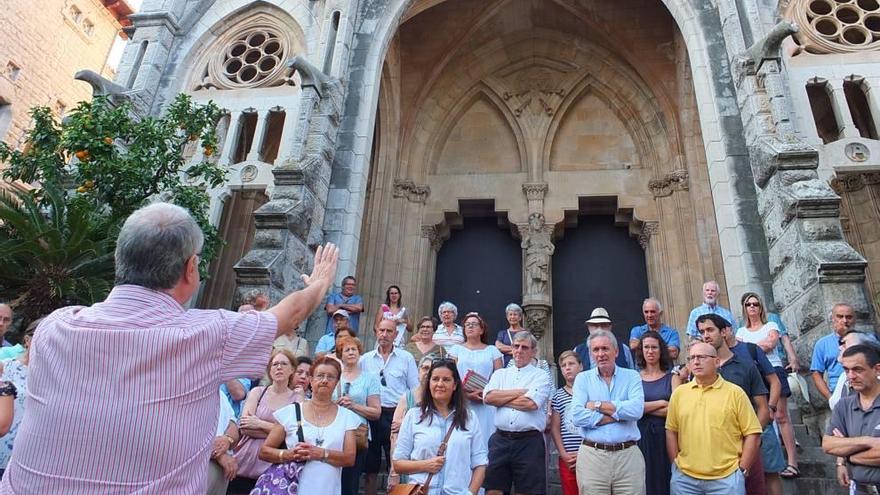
[780,464,801,479]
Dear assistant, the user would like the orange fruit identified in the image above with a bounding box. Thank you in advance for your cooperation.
[75,150,90,161]
[203,146,214,157]
[103,137,113,145]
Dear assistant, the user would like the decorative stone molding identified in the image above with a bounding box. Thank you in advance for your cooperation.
[786,0,880,55]
[830,172,880,193]
[522,182,548,201]
[519,213,555,299]
[648,169,689,197]
[637,221,660,250]
[523,304,551,341]
[393,179,431,203]
[420,225,444,252]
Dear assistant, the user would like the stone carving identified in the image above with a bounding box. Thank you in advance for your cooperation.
[637,221,660,250]
[392,179,431,203]
[74,70,131,105]
[420,225,443,251]
[240,164,258,183]
[831,172,880,193]
[521,213,555,297]
[845,142,870,162]
[648,169,689,197]
[737,20,799,75]
[786,0,880,55]
[522,182,548,201]
[288,56,331,96]
[523,304,550,340]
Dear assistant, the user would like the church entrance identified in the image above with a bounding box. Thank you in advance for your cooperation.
[433,213,522,336]
[551,214,649,359]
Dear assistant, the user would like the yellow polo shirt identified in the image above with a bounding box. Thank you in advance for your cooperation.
[666,375,762,480]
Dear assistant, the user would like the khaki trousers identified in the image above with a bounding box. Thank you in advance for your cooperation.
[576,443,646,495]
[206,461,230,495]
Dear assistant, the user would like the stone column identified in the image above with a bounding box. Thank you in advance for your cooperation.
[246,109,270,162]
[519,183,553,345]
[218,111,242,168]
[828,79,860,139]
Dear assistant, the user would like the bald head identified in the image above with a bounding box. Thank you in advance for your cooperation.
[0,304,10,335]
[688,342,719,381]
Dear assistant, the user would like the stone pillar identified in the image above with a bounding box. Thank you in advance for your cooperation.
[519,183,553,346]
[828,79,860,139]
[218,111,242,168]
[246,110,270,162]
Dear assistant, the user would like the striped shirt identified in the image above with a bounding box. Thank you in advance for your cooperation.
[432,324,465,352]
[551,387,582,453]
[0,285,277,495]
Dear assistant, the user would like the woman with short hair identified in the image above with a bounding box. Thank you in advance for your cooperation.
[260,356,360,494]
[494,303,524,367]
[392,359,488,495]
[334,337,381,495]
[406,317,445,361]
[433,302,464,352]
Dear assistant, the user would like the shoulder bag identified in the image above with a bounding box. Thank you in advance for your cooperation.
[249,402,306,495]
[388,419,456,495]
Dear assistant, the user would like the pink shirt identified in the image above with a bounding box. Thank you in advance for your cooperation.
[0,285,278,494]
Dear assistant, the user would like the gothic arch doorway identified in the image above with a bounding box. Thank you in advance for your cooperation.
[551,214,649,358]
[433,205,522,335]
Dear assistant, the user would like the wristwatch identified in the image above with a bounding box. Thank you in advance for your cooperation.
[593,401,602,410]
[739,466,749,477]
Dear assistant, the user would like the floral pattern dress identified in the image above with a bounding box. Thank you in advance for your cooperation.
[0,359,27,469]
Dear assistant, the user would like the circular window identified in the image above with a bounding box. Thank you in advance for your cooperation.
[791,0,880,53]
[216,29,288,88]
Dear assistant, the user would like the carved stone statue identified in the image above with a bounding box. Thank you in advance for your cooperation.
[521,213,554,297]
[524,305,550,340]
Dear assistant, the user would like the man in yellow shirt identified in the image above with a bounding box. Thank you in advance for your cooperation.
[666,342,762,494]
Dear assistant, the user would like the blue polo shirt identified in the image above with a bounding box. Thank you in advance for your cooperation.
[686,303,736,338]
[630,324,681,350]
[811,333,844,391]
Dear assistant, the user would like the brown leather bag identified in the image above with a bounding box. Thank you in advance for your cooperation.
[354,423,369,450]
[387,419,456,495]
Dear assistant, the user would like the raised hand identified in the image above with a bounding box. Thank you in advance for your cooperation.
[301,243,339,288]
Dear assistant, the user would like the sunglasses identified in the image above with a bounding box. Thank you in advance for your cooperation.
[379,370,387,387]
[744,302,761,308]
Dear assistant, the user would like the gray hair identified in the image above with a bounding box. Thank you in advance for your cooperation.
[845,331,871,345]
[642,298,663,312]
[831,303,855,318]
[418,355,435,368]
[438,301,458,318]
[512,330,538,349]
[115,203,204,290]
[505,303,523,315]
[242,289,268,305]
[587,329,619,350]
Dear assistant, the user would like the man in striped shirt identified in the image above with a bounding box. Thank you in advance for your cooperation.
[0,203,338,494]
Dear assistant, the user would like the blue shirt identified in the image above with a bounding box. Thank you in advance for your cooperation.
[686,303,736,338]
[332,371,381,425]
[811,333,844,391]
[324,292,364,335]
[316,334,335,354]
[629,324,681,350]
[570,366,644,443]
[219,378,252,418]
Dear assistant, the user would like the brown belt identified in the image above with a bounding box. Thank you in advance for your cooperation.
[495,429,541,439]
[581,440,637,452]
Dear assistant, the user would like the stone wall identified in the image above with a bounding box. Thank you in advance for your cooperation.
[0,0,124,145]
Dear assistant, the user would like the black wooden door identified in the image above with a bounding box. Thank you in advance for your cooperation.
[433,217,522,337]
[551,216,649,360]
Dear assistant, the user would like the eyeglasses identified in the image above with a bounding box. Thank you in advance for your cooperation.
[270,361,291,368]
[686,354,717,362]
[744,302,761,308]
[313,373,338,382]
[0,317,10,323]
[464,322,481,328]
[379,370,387,387]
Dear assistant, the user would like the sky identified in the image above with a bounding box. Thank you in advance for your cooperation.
[107,0,144,70]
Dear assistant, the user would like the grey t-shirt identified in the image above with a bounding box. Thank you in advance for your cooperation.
[828,393,880,483]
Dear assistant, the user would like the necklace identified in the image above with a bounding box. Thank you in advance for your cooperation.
[311,401,333,446]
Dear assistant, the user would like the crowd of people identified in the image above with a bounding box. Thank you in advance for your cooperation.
[0,203,874,495]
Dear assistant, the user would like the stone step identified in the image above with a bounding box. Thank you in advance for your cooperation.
[782,477,848,494]
[793,424,821,447]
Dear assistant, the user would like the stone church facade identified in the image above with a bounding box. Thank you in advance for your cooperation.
[113,0,878,394]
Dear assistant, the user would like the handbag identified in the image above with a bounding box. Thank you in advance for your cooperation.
[387,419,456,495]
[249,402,306,495]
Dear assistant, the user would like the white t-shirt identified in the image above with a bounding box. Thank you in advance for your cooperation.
[273,403,361,495]
[216,389,235,436]
[736,322,782,367]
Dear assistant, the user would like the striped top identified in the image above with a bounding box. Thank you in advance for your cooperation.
[551,387,582,453]
[0,285,277,495]
[432,324,465,352]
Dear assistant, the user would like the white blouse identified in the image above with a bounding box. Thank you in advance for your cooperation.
[273,403,361,495]
[392,408,488,495]
[736,322,782,367]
